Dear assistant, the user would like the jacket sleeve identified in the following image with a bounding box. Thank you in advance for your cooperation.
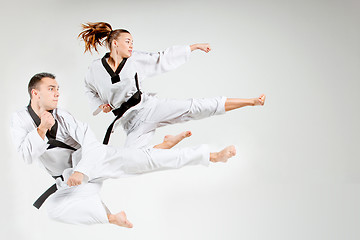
[134,45,191,80]
[84,70,103,116]
[10,112,49,164]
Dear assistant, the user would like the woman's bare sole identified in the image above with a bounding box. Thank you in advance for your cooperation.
[210,145,236,163]
[154,131,192,149]
[108,211,133,228]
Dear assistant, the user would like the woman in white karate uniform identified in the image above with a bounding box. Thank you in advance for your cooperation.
[79,22,266,148]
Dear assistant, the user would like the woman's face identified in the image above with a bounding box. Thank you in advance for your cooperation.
[113,33,133,58]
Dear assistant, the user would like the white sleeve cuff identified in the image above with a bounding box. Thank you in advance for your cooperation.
[28,128,50,155]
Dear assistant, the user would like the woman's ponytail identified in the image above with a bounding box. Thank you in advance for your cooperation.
[78,22,112,53]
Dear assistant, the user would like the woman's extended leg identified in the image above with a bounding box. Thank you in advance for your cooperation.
[123,94,265,148]
[151,95,266,149]
[146,94,265,126]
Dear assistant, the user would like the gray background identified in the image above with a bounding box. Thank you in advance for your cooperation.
[1,0,359,239]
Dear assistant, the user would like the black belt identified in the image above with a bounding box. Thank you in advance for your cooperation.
[103,73,142,145]
[33,175,64,209]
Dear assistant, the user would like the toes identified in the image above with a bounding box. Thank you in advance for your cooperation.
[230,146,236,156]
[125,220,133,228]
[180,131,192,138]
[226,146,236,158]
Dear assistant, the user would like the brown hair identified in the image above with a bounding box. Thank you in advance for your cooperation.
[78,22,130,53]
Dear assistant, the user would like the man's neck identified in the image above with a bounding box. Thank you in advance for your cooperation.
[30,100,46,117]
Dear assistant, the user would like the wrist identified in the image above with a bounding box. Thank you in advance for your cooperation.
[190,44,198,51]
[74,171,84,176]
[37,127,47,139]
[38,124,48,132]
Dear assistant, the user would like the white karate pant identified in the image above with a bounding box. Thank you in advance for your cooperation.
[121,95,227,148]
[45,144,210,225]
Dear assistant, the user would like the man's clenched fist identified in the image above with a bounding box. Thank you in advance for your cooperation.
[37,111,55,139]
[67,171,84,187]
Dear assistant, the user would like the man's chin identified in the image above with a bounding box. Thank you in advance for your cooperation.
[46,104,57,111]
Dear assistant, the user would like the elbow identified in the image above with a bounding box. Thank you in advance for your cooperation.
[19,150,35,165]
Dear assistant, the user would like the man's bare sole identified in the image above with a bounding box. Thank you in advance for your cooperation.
[108,211,133,228]
[210,145,236,163]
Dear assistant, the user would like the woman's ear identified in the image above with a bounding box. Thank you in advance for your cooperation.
[112,39,117,48]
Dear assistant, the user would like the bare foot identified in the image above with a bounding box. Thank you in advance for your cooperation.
[210,145,236,163]
[164,131,192,145]
[254,94,266,106]
[108,211,133,228]
[154,131,192,149]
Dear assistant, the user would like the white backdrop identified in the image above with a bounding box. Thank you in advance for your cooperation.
[1,0,359,239]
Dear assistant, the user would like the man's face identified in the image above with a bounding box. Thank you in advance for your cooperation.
[32,77,59,111]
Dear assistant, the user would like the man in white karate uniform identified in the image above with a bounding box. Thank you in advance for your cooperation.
[11,72,236,228]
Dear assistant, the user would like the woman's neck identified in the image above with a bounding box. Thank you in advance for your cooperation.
[108,50,123,71]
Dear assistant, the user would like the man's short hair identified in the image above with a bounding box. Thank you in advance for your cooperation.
[28,72,56,98]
